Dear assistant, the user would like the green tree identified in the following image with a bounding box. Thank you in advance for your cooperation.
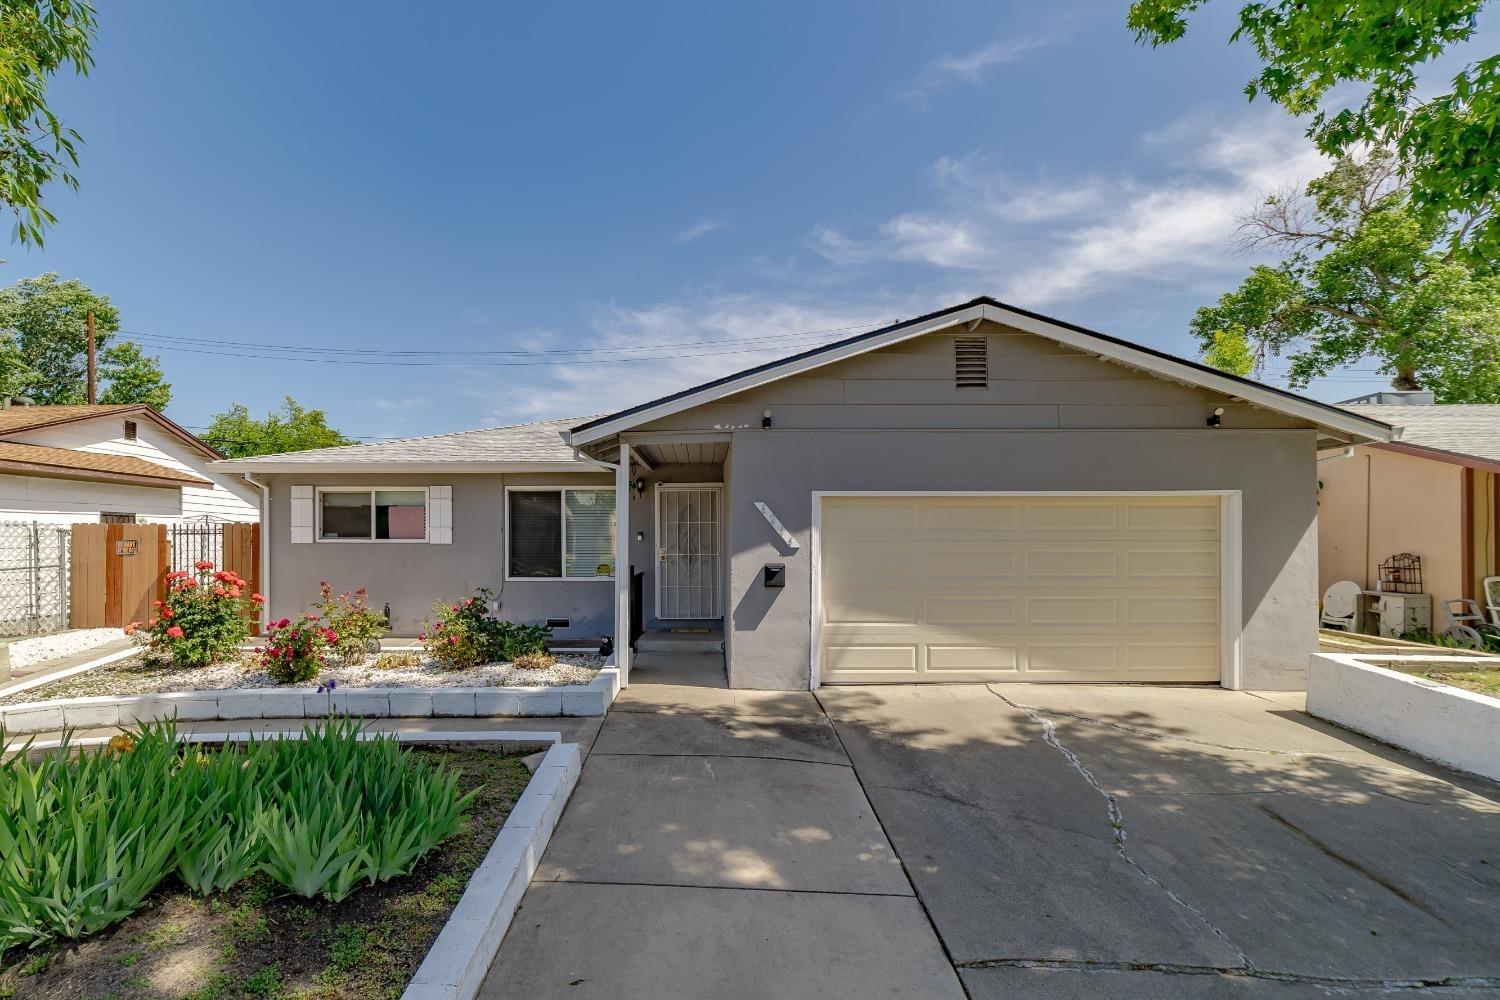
[0,1,98,246]
[0,273,172,406]
[1192,150,1500,402]
[204,397,354,458]
[1128,0,1499,254]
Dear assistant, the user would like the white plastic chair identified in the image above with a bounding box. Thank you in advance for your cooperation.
[1441,598,1496,650]
[1320,580,1362,631]
[1485,576,1500,628]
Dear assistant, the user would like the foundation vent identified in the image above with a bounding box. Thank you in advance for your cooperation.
[954,336,988,389]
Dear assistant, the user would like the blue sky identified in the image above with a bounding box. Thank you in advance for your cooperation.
[10,0,1485,440]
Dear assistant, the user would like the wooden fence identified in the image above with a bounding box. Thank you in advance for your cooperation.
[70,522,260,632]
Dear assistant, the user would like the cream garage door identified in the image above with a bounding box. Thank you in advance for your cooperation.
[818,495,1222,684]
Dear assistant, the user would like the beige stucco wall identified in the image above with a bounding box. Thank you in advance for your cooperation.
[1317,447,1465,603]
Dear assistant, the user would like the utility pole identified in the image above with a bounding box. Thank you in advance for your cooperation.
[85,311,96,404]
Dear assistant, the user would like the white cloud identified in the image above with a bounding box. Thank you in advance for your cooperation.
[905,36,1056,102]
[811,112,1327,307]
[675,218,726,243]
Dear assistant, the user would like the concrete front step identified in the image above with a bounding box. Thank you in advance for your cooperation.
[635,631,723,654]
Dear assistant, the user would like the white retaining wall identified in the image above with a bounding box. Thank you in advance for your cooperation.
[0,667,620,735]
[1307,653,1500,783]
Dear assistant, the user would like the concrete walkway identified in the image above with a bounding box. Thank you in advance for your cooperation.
[485,671,1500,999]
[479,652,965,999]
[0,635,135,698]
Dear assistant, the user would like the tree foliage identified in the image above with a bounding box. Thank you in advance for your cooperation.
[204,397,354,458]
[1192,150,1500,401]
[0,1,98,246]
[0,273,172,407]
[1128,0,1499,254]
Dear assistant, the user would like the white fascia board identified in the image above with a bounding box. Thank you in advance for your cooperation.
[209,460,595,474]
[982,304,1395,443]
[568,300,1394,446]
[568,304,988,446]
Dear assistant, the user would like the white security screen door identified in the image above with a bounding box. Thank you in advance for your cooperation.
[656,485,723,619]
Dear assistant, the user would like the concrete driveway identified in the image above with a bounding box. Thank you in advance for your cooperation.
[482,660,1500,998]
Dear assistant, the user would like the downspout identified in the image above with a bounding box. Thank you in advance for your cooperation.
[240,472,271,635]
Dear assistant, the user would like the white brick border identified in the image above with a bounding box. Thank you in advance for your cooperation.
[1307,652,1500,783]
[403,741,581,1000]
[0,668,621,735]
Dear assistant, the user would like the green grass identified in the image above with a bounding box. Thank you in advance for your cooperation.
[1391,663,1500,697]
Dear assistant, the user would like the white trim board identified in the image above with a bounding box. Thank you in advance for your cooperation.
[807,490,1244,691]
[568,301,1395,448]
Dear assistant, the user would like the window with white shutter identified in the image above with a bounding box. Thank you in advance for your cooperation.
[290,486,314,544]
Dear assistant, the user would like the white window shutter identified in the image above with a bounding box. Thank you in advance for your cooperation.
[429,486,452,544]
[290,486,314,544]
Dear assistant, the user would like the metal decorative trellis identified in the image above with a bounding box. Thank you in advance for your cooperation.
[0,521,71,636]
[1378,552,1423,594]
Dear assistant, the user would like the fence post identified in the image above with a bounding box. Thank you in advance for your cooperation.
[28,521,39,635]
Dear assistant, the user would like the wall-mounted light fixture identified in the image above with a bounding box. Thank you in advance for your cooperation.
[630,476,646,499]
[1206,407,1224,428]
[762,409,773,429]
[635,530,645,543]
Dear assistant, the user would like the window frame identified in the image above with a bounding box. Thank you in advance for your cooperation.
[504,486,617,582]
[314,486,430,544]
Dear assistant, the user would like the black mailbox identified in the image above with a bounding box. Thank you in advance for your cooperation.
[764,563,786,588]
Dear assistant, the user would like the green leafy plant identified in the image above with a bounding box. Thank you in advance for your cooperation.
[0,719,479,949]
[420,590,552,668]
[129,562,259,668]
[317,581,387,663]
[257,612,333,683]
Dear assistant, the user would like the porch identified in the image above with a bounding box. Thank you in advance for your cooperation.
[600,432,732,687]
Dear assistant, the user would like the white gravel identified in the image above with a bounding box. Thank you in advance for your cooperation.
[7,628,124,670]
[0,651,604,705]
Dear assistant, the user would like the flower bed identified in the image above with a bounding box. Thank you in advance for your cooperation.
[0,730,536,1000]
[0,651,605,707]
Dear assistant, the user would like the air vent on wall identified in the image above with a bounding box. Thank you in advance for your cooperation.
[954,336,988,389]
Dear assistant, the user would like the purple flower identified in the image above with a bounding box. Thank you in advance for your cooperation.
[316,677,338,694]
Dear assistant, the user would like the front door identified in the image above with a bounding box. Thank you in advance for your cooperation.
[656,484,723,620]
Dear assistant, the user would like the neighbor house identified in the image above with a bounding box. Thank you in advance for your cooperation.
[1318,391,1499,611]
[217,297,1393,690]
[0,403,258,524]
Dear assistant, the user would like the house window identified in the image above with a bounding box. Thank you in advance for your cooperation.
[123,419,138,441]
[507,488,615,580]
[317,488,428,541]
[100,512,137,524]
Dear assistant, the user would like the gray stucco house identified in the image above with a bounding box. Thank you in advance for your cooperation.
[217,297,1395,691]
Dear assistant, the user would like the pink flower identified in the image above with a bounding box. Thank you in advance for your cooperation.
[251,593,266,604]
[166,625,184,639]
[448,635,459,645]
[324,629,338,644]
[275,617,290,629]
[418,632,427,640]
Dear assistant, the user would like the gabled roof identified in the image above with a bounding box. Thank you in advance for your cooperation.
[1341,404,1500,468]
[0,404,224,460]
[214,416,600,473]
[0,441,212,487]
[568,297,1397,446]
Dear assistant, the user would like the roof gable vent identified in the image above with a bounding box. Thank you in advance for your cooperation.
[954,336,988,389]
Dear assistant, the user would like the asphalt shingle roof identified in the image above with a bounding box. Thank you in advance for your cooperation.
[216,415,598,466]
[0,442,211,485]
[1341,404,1500,465]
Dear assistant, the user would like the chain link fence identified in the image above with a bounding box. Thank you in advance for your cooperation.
[0,521,71,637]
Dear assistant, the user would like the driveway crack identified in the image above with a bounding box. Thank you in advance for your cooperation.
[987,687,1254,973]
[953,957,1500,992]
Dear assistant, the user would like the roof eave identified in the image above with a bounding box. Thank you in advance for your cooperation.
[212,460,594,474]
[568,300,1397,447]
[0,460,207,489]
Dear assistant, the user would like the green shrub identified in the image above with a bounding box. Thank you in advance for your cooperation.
[318,581,387,663]
[128,563,259,667]
[257,613,333,683]
[420,589,551,668]
[0,719,477,949]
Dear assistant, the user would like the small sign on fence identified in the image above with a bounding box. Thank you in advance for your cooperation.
[115,539,139,557]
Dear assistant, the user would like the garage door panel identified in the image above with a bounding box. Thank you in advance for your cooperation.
[819,495,1223,684]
